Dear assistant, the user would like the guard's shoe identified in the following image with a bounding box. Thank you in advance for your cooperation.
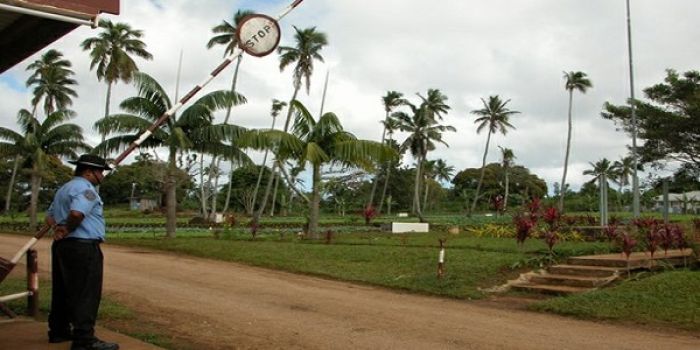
[70,339,120,350]
[48,332,73,343]
[49,334,73,343]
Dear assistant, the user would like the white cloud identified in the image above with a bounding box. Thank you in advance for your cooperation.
[2,0,697,193]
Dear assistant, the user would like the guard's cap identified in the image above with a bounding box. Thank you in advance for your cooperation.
[68,154,112,170]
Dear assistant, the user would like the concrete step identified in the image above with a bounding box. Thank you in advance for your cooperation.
[548,264,621,277]
[529,273,614,288]
[567,257,639,268]
[512,283,592,296]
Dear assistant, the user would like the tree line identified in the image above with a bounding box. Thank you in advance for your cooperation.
[1,9,698,237]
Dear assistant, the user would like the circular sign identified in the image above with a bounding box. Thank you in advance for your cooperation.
[236,14,281,57]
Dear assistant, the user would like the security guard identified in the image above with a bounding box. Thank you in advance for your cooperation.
[45,154,119,350]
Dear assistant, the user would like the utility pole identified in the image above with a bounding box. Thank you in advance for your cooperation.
[626,0,641,218]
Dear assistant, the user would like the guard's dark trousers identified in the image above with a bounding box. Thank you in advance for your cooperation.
[49,239,103,344]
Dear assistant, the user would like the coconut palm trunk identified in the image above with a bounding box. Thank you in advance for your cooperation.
[250,106,277,215]
[198,151,208,216]
[559,89,574,212]
[222,166,235,214]
[309,163,322,238]
[270,172,280,216]
[378,164,392,214]
[28,166,42,231]
[165,148,178,238]
[254,87,299,223]
[4,156,20,213]
[250,154,270,215]
[100,82,112,157]
[471,131,493,214]
[423,177,430,212]
[213,55,243,215]
[504,167,510,210]
[413,156,425,222]
[367,126,387,208]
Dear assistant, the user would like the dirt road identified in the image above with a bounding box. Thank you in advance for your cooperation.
[1,233,698,349]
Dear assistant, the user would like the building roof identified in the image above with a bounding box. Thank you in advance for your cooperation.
[654,190,700,202]
[0,0,119,73]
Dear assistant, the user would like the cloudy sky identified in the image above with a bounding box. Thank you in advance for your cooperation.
[1,0,699,193]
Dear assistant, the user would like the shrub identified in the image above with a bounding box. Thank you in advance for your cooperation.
[362,206,377,225]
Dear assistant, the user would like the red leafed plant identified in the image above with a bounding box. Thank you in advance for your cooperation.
[543,230,558,254]
[363,205,377,225]
[542,207,560,230]
[526,197,541,222]
[603,224,619,242]
[672,225,689,252]
[608,215,622,226]
[619,232,637,260]
[562,215,577,227]
[645,229,661,259]
[250,221,259,240]
[324,229,334,244]
[584,214,597,226]
[492,195,505,214]
[619,231,637,278]
[514,214,535,249]
[657,225,677,256]
[693,218,700,232]
[633,217,659,234]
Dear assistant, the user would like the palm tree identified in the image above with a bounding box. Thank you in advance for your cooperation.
[377,116,401,214]
[470,96,519,214]
[206,9,254,215]
[433,159,455,184]
[81,19,153,153]
[207,10,254,121]
[499,146,515,211]
[249,99,287,215]
[417,88,450,120]
[0,123,27,213]
[277,26,329,131]
[583,158,614,226]
[285,101,393,237]
[255,26,328,223]
[367,91,405,209]
[5,50,79,214]
[396,100,456,222]
[559,71,592,213]
[423,159,454,211]
[422,159,437,211]
[611,155,641,211]
[0,109,89,229]
[94,72,244,238]
[25,49,77,116]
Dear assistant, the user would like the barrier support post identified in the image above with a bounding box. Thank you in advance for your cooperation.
[26,249,38,318]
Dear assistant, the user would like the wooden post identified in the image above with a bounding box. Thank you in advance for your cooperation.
[437,239,446,279]
[26,249,38,318]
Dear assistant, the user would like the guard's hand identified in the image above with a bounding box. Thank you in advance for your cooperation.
[53,226,69,241]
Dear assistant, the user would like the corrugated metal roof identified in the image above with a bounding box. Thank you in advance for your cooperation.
[0,0,119,73]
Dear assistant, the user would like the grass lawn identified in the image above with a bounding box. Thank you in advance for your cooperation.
[110,232,614,300]
[530,270,700,332]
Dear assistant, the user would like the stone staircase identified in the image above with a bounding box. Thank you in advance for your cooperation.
[511,249,694,295]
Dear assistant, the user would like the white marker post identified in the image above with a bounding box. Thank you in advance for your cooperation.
[437,239,446,279]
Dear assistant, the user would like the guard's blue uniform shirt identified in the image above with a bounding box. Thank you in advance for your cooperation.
[47,176,105,241]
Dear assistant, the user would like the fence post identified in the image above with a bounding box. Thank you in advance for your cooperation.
[26,249,38,318]
[437,239,446,279]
